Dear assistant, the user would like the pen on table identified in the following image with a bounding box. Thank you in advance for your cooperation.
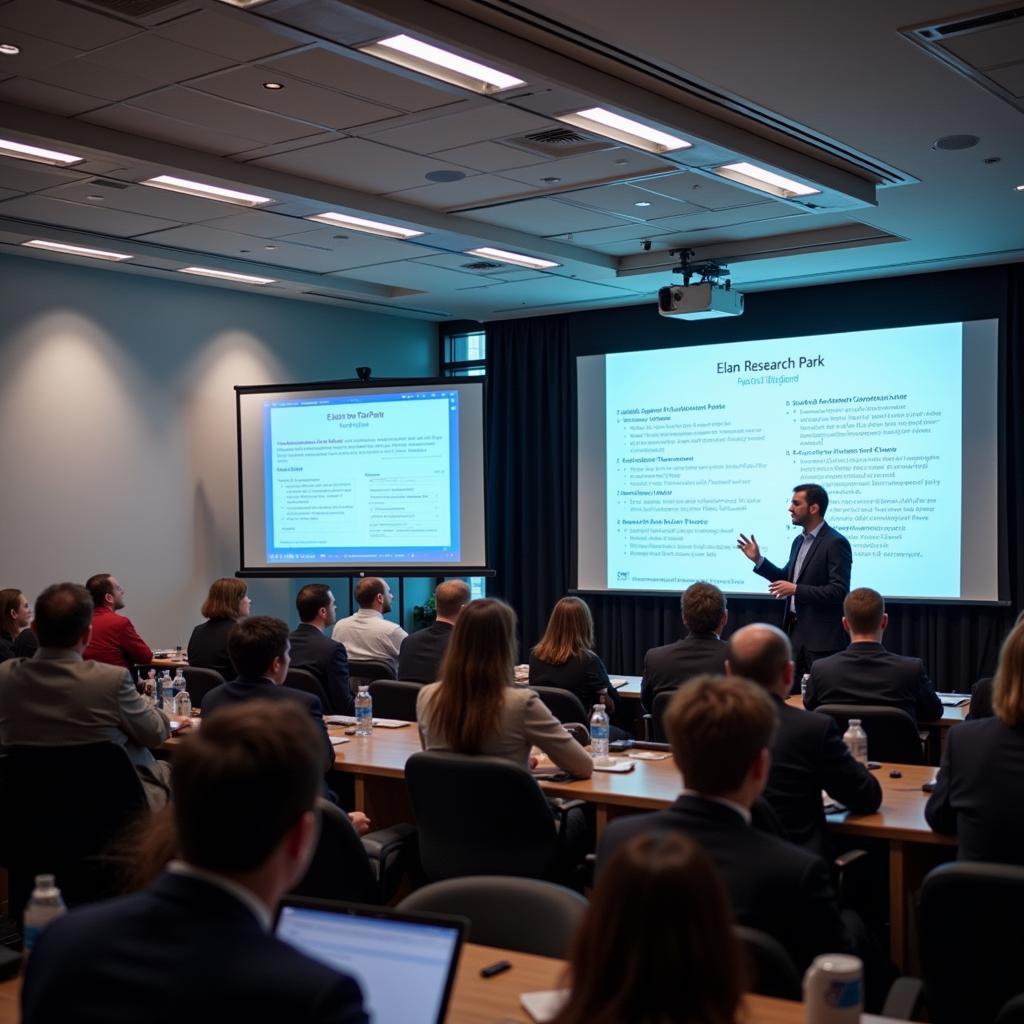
[480,959,512,978]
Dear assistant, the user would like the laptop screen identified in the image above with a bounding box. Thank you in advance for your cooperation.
[275,900,463,1024]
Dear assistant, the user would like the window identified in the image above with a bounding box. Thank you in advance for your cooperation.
[441,330,486,377]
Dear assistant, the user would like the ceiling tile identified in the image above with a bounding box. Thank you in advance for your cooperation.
[198,210,315,239]
[191,66,401,131]
[0,193,180,235]
[81,35,233,87]
[636,174,764,211]
[644,201,793,233]
[0,30,77,75]
[546,222,677,245]
[462,197,627,234]
[154,9,299,62]
[500,149,677,190]
[430,141,549,173]
[24,58,157,102]
[304,235,444,270]
[362,103,551,154]
[0,187,17,202]
[940,21,1024,69]
[385,173,534,211]
[986,63,1024,97]
[464,275,638,311]
[564,181,699,220]
[0,161,88,193]
[333,261,491,290]
[0,76,106,115]
[39,180,245,223]
[0,0,140,50]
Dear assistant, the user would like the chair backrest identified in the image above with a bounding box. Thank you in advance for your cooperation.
[996,993,1024,1024]
[919,862,1024,1024]
[399,876,587,959]
[813,703,924,763]
[650,690,675,743]
[284,667,331,709]
[531,686,590,735]
[734,925,802,1000]
[405,751,559,882]
[289,798,379,905]
[368,680,421,722]
[349,660,397,688]
[0,743,148,920]
[182,666,225,709]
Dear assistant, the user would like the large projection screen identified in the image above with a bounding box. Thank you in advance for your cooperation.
[237,379,487,576]
[577,320,1002,602]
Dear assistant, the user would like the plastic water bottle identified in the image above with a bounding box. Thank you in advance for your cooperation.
[590,704,610,764]
[171,670,186,704]
[173,689,192,718]
[22,874,66,956]
[160,670,174,714]
[843,718,869,766]
[800,673,811,700]
[354,686,373,736]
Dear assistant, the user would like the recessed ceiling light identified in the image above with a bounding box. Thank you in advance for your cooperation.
[213,0,271,7]
[178,266,276,285]
[22,239,132,261]
[0,43,20,56]
[464,247,559,270]
[1016,184,1024,191]
[305,211,423,240]
[712,161,821,198]
[141,175,271,207]
[932,134,979,151]
[556,108,692,154]
[0,138,83,167]
[87,194,104,201]
[634,201,652,207]
[262,81,284,90]
[359,34,525,94]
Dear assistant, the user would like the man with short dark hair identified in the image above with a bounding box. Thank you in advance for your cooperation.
[640,581,728,710]
[726,623,881,856]
[289,584,352,715]
[805,587,942,722]
[82,572,153,670]
[331,578,407,675]
[597,675,853,973]
[397,580,470,683]
[0,582,171,808]
[737,483,851,679]
[21,701,368,1024]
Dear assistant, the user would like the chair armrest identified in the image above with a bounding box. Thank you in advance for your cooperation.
[641,713,652,742]
[361,822,416,902]
[881,976,924,1020]
[832,847,870,909]
[360,822,416,862]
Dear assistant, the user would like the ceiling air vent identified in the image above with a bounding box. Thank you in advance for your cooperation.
[461,261,504,271]
[89,179,131,190]
[61,0,194,21]
[902,4,1024,114]
[502,126,611,158]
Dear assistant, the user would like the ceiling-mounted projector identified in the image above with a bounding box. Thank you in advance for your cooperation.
[658,282,744,320]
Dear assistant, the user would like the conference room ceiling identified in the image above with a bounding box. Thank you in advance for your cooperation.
[0,0,1020,320]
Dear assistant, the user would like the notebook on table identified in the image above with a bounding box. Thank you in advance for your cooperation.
[275,897,465,1024]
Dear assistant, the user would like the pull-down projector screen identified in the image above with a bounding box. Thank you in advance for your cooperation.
[237,379,487,575]
[577,320,1002,602]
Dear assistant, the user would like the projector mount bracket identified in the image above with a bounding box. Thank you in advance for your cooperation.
[670,248,733,289]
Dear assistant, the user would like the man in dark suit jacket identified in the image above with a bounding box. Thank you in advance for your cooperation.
[597,675,853,974]
[398,580,470,683]
[640,581,728,710]
[289,584,352,715]
[805,588,942,722]
[726,623,882,857]
[738,483,851,679]
[22,700,368,1024]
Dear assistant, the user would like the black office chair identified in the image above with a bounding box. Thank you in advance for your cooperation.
[0,744,149,923]
[405,751,587,886]
[531,686,590,737]
[647,690,675,743]
[368,680,421,722]
[181,666,224,709]
[918,861,1024,1024]
[399,876,588,958]
[996,994,1024,1024]
[289,798,415,905]
[968,676,994,720]
[348,660,397,690]
[813,704,925,764]
[734,926,802,1000]
[284,667,332,710]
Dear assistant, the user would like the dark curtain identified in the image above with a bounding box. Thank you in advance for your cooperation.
[482,266,1023,689]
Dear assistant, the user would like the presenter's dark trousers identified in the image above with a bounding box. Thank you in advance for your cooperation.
[784,612,835,692]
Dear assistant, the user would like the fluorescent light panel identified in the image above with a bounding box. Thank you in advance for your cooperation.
[179,267,276,285]
[0,138,82,166]
[360,34,524,94]
[306,211,423,239]
[713,161,821,198]
[22,239,132,261]
[213,0,271,8]
[556,108,692,154]
[141,175,271,207]
[465,247,559,270]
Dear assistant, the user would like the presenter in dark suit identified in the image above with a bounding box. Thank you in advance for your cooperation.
[738,483,851,679]
[288,584,352,715]
[805,588,942,722]
[397,580,470,683]
[22,700,368,1024]
[640,581,728,710]
[926,619,1024,863]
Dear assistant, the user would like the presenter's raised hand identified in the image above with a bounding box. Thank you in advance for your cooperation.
[736,533,761,563]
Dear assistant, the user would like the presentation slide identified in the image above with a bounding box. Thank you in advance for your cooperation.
[577,320,1000,601]
[237,380,486,574]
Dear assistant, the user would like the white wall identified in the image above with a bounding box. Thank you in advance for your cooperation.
[0,254,436,644]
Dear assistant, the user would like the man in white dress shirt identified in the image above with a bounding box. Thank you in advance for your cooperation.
[331,578,407,675]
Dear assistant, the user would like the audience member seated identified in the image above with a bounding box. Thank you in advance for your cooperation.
[0,587,37,660]
[82,573,153,670]
[529,596,618,719]
[21,701,368,1024]
[550,831,742,1024]
[288,584,352,715]
[805,587,942,722]
[331,577,407,676]
[726,623,881,857]
[926,618,1024,862]
[417,598,593,780]
[967,611,1024,721]
[0,582,171,809]
[397,579,470,683]
[186,577,251,681]
[597,675,854,974]
[640,581,728,711]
